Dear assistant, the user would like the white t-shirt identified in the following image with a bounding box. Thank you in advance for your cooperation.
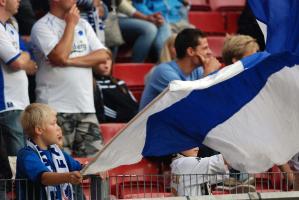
[31,13,106,113]
[0,22,29,112]
[171,154,229,196]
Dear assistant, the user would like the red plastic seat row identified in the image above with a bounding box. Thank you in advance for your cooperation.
[189,11,241,35]
[191,0,245,11]
[112,63,154,102]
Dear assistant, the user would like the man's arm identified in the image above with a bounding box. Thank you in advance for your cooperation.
[66,49,111,68]
[47,4,80,66]
[41,171,82,185]
[8,52,37,75]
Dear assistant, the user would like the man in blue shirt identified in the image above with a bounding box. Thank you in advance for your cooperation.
[139,28,221,110]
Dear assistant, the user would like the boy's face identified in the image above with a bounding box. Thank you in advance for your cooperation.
[57,126,63,148]
[41,113,61,146]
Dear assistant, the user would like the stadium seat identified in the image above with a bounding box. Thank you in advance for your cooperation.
[209,0,246,11]
[207,36,226,60]
[112,63,155,102]
[226,12,241,33]
[108,158,168,198]
[188,11,226,35]
[112,63,154,87]
[100,123,126,144]
[190,0,211,11]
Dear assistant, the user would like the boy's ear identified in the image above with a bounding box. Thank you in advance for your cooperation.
[35,126,43,136]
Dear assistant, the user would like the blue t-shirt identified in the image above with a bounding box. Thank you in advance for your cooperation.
[139,61,203,110]
[16,146,82,200]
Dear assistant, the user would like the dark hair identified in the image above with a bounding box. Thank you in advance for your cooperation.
[175,28,206,59]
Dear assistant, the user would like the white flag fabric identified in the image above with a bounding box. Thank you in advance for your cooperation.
[82,0,299,174]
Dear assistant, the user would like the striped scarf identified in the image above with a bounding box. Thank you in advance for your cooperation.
[27,139,74,200]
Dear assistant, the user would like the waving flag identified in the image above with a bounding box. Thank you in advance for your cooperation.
[82,0,299,175]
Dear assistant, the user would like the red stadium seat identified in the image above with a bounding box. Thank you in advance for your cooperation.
[108,158,166,198]
[190,0,211,11]
[189,11,226,35]
[207,36,226,59]
[226,12,241,33]
[112,63,154,87]
[112,63,155,102]
[209,0,245,11]
[100,123,126,144]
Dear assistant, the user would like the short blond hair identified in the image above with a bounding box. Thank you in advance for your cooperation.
[222,35,259,65]
[159,34,177,63]
[21,103,57,138]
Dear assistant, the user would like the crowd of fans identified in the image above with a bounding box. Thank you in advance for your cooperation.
[1,0,299,199]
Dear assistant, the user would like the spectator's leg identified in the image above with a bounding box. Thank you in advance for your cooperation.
[57,113,77,155]
[0,110,25,156]
[74,113,103,157]
[119,17,157,62]
[153,23,171,59]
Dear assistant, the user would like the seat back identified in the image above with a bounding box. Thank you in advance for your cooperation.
[100,123,126,144]
[210,0,245,11]
[189,11,226,35]
[207,36,226,60]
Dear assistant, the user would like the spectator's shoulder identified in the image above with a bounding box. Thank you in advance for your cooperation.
[17,147,38,161]
[153,62,176,75]
[31,13,51,32]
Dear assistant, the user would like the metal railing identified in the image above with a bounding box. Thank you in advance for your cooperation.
[1,172,299,199]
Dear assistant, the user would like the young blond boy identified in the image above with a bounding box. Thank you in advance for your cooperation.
[16,103,83,200]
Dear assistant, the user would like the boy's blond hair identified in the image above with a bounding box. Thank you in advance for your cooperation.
[21,103,57,138]
[222,35,259,65]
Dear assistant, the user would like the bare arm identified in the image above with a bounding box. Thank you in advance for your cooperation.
[66,49,111,68]
[41,171,82,186]
[47,5,80,66]
[9,52,37,75]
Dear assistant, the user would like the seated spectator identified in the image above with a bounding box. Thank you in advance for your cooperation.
[16,103,83,200]
[171,147,229,196]
[133,0,193,33]
[222,34,260,66]
[139,28,221,110]
[145,34,177,83]
[118,0,171,62]
[93,58,139,122]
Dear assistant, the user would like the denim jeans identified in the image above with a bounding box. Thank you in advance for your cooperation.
[119,17,157,62]
[0,110,25,156]
[153,22,172,57]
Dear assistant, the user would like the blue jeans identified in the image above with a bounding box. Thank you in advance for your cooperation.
[0,110,25,156]
[154,22,172,57]
[119,17,157,62]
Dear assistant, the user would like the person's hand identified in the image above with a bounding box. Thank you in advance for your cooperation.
[153,12,164,26]
[198,54,222,76]
[65,4,80,26]
[68,171,83,185]
[24,60,38,75]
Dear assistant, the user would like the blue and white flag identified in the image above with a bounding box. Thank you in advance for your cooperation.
[82,0,299,174]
